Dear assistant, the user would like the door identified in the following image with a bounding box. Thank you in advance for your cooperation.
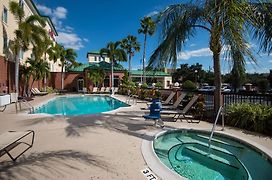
[77,78,84,92]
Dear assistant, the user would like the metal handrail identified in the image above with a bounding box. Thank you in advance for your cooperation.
[208,106,224,152]
[17,99,34,113]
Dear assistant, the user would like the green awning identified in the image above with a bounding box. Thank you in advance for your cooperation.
[68,62,125,72]
[130,70,171,77]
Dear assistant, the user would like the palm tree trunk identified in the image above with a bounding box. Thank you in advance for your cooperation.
[142,34,147,84]
[15,55,19,94]
[213,51,222,116]
[111,60,114,95]
[128,53,132,81]
[61,65,64,90]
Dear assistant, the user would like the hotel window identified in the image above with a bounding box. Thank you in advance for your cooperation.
[19,0,24,10]
[2,6,8,24]
[3,36,8,52]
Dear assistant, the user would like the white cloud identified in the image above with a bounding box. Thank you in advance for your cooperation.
[36,4,52,15]
[189,43,196,47]
[269,60,272,63]
[146,10,159,17]
[53,7,67,19]
[57,32,84,50]
[177,48,212,60]
[37,4,85,50]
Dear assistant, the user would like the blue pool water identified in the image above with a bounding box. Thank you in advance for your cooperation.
[154,130,272,180]
[33,95,128,116]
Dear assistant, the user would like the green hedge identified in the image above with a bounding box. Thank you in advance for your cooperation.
[225,103,272,135]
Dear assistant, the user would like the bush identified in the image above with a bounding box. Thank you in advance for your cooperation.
[225,103,272,134]
[141,83,148,89]
[155,82,163,89]
[182,80,197,90]
[45,86,55,93]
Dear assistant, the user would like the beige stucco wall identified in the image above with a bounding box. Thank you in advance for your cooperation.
[163,76,172,89]
[0,0,61,72]
[87,53,110,63]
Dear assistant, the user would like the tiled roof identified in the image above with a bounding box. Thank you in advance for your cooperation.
[68,62,125,72]
[130,70,171,77]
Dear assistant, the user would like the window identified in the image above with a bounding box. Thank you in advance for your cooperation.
[94,56,97,61]
[2,7,8,24]
[19,0,24,10]
[3,36,8,52]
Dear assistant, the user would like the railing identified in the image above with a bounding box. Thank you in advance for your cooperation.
[208,106,224,153]
[16,99,34,113]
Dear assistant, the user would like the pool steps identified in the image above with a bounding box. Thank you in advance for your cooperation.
[169,143,250,179]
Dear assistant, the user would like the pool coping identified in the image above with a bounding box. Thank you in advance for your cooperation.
[25,94,130,117]
[141,127,272,180]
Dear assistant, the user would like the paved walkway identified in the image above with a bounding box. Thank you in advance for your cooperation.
[0,94,271,180]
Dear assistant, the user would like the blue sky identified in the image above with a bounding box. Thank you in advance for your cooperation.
[35,0,272,74]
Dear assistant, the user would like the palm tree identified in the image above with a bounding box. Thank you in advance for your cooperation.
[121,35,140,81]
[88,68,106,87]
[148,1,272,113]
[9,1,47,94]
[19,64,32,97]
[138,17,156,84]
[27,58,50,95]
[100,41,127,94]
[60,47,77,90]
[48,44,77,90]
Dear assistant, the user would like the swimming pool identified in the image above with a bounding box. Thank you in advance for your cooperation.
[33,95,128,116]
[153,130,272,180]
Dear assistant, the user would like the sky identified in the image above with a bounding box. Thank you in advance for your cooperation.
[34,0,272,74]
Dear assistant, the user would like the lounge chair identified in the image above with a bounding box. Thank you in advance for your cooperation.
[163,92,187,109]
[0,130,35,161]
[100,87,105,93]
[92,87,98,93]
[31,88,48,95]
[162,91,176,105]
[105,87,110,93]
[113,87,118,94]
[161,94,199,122]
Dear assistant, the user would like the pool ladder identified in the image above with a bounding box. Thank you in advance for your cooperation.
[15,99,34,113]
[125,95,137,105]
[208,106,225,153]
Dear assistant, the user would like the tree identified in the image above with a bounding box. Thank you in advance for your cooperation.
[48,44,77,90]
[148,1,272,113]
[88,68,106,87]
[26,58,49,95]
[138,17,156,84]
[9,1,47,94]
[100,41,127,94]
[19,64,32,97]
[121,35,140,81]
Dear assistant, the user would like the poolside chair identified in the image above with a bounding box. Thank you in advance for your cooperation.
[0,130,35,161]
[143,101,164,128]
[161,94,200,122]
[31,88,48,96]
[100,87,105,93]
[162,91,176,105]
[162,92,187,110]
[92,87,98,93]
[105,87,110,93]
[113,87,118,94]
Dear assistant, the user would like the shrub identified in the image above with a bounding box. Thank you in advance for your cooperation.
[141,83,148,89]
[225,103,272,134]
[182,80,197,90]
[45,86,55,93]
[155,82,163,89]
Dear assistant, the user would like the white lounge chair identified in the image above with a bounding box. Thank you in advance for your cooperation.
[0,130,35,161]
[113,87,118,93]
[100,87,105,93]
[161,94,199,122]
[105,87,110,93]
[92,87,98,93]
[31,88,48,95]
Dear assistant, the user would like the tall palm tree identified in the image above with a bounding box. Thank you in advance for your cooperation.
[88,68,106,87]
[100,41,127,94]
[9,1,47,94]
[148,1,272,113]
[48,44,77,90]
[27,58,50,93]
[60,47,77,90]
[138,17,156,84]
[19,64,32,97]
[121,35,140,81]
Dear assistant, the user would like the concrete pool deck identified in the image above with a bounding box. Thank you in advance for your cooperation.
[0,93,272,180]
